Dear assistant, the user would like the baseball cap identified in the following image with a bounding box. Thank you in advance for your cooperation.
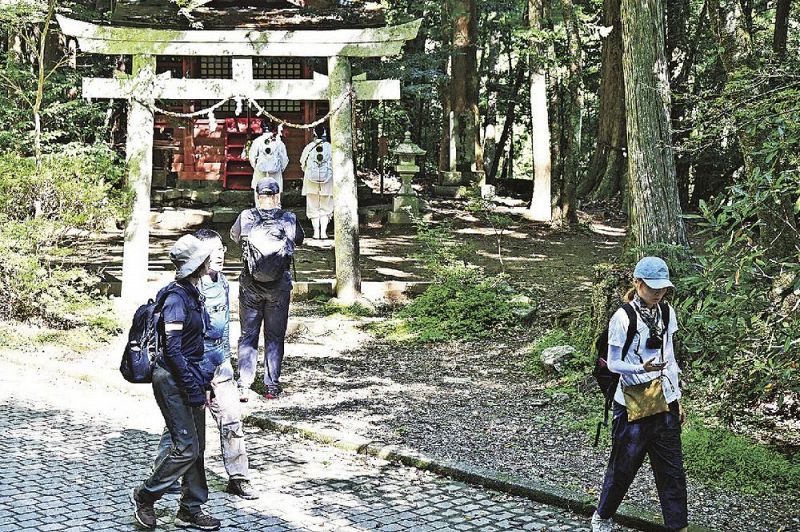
[633,256,674,290]
[256,177,280,196]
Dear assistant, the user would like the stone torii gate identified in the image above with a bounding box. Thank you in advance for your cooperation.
[57,15,421,305]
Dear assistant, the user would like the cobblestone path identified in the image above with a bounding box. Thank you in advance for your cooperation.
[0,398,604,532]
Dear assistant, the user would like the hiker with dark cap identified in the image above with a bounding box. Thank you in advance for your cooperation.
[153,229,258,502]
[592,256,687,532]
[131,234,221,531]
[231,177,304,401]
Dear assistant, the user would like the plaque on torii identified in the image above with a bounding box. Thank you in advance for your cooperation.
[57,16,420,305]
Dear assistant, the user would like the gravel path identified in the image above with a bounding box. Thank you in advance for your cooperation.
[251,310,800,532]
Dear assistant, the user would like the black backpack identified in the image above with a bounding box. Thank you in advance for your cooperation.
[120,284,178,383]
[244,209,295,283]
[592,301,670,445]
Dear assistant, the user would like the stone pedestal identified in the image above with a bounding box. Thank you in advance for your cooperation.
[388,132,426,225]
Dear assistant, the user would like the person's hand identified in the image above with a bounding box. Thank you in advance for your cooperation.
[204,390,213,409]
[643,357,668,372]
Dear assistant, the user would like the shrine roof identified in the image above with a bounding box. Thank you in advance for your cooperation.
[110,0,387,30]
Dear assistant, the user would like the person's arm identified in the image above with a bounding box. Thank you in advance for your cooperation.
[222,280,231,360]
[607,345,649,375]
[300,143,311,172]
[279,141,289,171]
[230,213,243,244]
[161,295,205,406]
[248,136,261,167]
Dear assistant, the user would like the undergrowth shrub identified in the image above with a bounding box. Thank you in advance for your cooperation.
[0,145,126,332]
[378,216,535,343]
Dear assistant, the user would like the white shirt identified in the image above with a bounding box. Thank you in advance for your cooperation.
[248,133,289,190]
[607,301,681,405]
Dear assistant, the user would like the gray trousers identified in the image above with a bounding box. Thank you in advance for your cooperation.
[157,375,249,479]
[139,365,208,514]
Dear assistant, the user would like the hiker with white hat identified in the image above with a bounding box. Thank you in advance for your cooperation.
[131,234,222,531]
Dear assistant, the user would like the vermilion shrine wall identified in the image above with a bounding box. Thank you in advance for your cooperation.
[151,56,329,189]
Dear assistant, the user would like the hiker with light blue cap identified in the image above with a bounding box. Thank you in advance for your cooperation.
[592,256,688,532]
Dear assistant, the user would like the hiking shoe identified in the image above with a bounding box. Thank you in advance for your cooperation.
[591,511,613,532]
[263,386,281,399]
[175,508,220,530]
[131,487,156,530]
[226,478,259,500]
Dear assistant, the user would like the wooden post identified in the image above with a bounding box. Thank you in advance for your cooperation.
[328,55,361,303]
[121,54,156,303]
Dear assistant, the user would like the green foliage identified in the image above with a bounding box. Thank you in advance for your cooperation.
[682,424,800,496]
[394,269,533,342]
[0,147,126,332]
[323,300,375,318]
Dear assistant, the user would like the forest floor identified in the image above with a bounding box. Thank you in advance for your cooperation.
[14,195,798,531]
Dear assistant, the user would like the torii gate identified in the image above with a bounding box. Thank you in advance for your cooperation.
[57,15,421,305]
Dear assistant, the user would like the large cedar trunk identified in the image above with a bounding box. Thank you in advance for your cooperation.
[551,0,581,225]
[581,0,626,200]
[444,0,483,182]
[527,0,553,221]
[620,0,689,249]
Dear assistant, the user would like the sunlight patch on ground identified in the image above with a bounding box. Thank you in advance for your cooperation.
[375,267,416,279]
[502,255,548,262]
[369,255,412,264]
[589,222,626,237]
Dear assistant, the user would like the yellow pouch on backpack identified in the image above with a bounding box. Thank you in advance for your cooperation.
[623,378,669,421]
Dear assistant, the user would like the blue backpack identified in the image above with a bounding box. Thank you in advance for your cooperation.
[120,284,180,383]
[244,209,295,282]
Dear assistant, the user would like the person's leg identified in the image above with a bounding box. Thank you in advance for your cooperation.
[648,412,688,530]
[320,194,333,238]
[178,405,208,515]
[596,409,651,519]
[237,287,264,391]
[137,367,201,503]
[209,378,249,479]
[262,289,291,389]
[154,427,171,469]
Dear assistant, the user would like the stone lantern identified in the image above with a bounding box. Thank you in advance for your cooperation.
[388,131,426,224]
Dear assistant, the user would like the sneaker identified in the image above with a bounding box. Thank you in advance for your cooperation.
[226,478,259,500]
[130,487,156,530]
[175,508,221,530]
[263,386,281,400]
[591,511,613,532]
[238,385,249,403]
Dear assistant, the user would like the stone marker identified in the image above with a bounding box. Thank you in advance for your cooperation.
[388,131,426,224]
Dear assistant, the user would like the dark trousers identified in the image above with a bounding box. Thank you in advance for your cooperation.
[237,285,290,389]
[138,366,208,514]
[597,403,688,530]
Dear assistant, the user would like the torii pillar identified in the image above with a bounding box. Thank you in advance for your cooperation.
[121,55,156,303]
[328,56,360,303]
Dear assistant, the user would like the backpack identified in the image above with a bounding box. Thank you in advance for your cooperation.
[592,301,670,446]
[244,209,295,282]
[120,284,180,383]
[302,140,332,183]
[255,138,282,174]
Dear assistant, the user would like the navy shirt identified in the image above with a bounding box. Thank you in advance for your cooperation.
[157,281,209,404]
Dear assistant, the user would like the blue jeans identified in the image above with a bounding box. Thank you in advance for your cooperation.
[597,402,687,530]
[138,366,208,514]
[237,284,290,389]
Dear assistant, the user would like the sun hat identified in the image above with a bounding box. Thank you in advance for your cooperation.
[170,234,214,280]
[633,256,674,290]
[256,177,280,196]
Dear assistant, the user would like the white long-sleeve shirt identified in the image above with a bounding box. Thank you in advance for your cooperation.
[607,301,681,405]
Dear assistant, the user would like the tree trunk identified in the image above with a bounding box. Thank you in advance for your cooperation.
[582,0,626,200]
[620,0,689,250]
[445,0,483,183]
[666,0,691,208]
[773,0,791,58]
[551,0,581,225]
[488,61,525,184]
[527,0,553,222]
